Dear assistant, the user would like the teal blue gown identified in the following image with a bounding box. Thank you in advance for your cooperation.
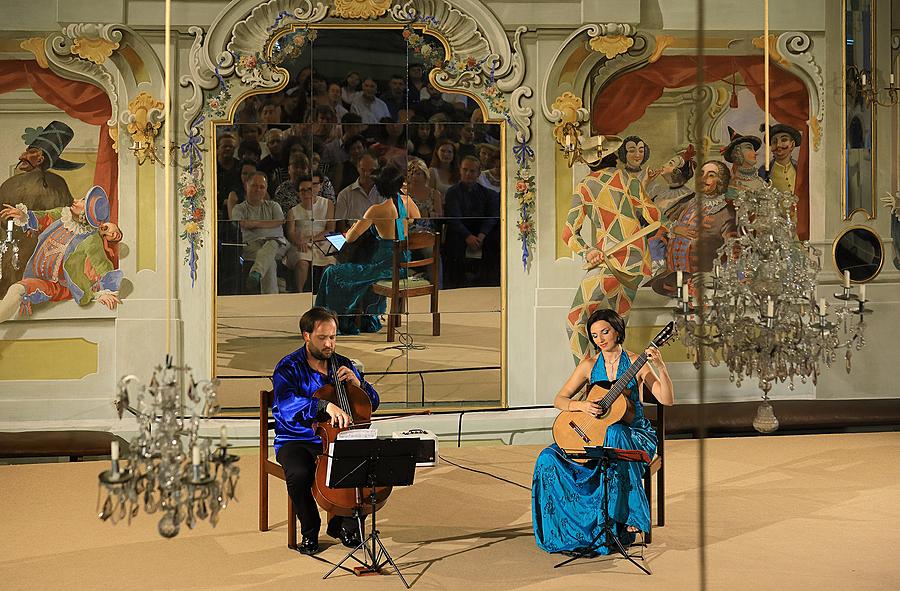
[532,352,657,553]
[315,198,409,335]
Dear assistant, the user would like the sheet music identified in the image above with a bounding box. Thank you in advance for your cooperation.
[336,428,378,440]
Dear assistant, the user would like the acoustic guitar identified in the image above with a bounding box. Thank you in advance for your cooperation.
[552,322,675,462]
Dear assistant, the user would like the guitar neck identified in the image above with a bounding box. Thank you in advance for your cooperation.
[600,352,647,408]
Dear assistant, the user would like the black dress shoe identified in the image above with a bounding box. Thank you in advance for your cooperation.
[298,536,320,555]
[327,521,362,548]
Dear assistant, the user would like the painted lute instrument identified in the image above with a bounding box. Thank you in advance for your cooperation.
[552,322,675,462]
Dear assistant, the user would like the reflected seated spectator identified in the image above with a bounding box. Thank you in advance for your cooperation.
[223,160,258,220]
[443,155,501,288]
[230,172,289,294]
[286,175,335,292]
[314,165,420,335]
[334,153,382,232]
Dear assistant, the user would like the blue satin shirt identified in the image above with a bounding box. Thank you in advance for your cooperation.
[271,346,379,453]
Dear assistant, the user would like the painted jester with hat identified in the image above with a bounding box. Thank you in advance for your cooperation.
[0,184,123,322]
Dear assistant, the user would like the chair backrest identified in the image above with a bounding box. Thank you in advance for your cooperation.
[391,231,441,278]
[642,385,666,455]
[259,390,275,457]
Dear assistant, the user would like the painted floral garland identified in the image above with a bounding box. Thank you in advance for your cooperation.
[178,14,314,285]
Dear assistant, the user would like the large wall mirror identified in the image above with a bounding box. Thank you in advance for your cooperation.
[213,26,505,412]
[843,0,877,220]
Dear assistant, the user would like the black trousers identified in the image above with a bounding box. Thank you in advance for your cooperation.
[276,440,360,540]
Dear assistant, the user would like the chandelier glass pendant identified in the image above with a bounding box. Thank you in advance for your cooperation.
[0,219,21,280]
[674,186,870,432]
[98,360,239,537]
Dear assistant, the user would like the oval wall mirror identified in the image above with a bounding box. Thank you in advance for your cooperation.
[832,226,884,283]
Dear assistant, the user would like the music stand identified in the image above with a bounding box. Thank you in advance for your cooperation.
[554,446,652,575]
[323,438,419,589]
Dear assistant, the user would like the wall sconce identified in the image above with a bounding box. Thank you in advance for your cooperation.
[124,91,165,165]
[551,92,591,168]
[847,65,899,107]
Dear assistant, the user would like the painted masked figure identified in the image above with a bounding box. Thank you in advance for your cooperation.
[647,144,697,219]
[721,126,764,196]
[0,186,123,322]
[651,160,737,297]
[616,135,652,193]
[0,121,82,297]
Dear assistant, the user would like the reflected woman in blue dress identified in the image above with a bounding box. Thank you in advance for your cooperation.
[315,165,420,334]
[532,308,674,554]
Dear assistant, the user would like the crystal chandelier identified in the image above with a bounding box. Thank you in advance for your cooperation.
[674,185,871,433]
[97,359,240,537]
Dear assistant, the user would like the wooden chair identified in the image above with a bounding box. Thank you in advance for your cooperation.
[642,386,666,544]
[259,390,297,549]
[371,231,441,342]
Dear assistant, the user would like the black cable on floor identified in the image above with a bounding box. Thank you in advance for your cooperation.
[438,454,532,491]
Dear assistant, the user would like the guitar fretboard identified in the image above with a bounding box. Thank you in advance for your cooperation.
[600,352,647,408]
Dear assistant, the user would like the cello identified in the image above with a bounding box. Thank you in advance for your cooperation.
[311,354,392,517]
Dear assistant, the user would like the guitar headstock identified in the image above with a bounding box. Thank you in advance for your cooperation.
[651,321,676,348]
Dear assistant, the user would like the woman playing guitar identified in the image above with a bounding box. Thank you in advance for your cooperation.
[532,308,674,554]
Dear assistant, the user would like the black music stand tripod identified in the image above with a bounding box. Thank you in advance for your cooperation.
[323,438,418,589]
[554,446,651,575]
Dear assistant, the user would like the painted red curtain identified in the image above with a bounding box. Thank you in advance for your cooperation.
[0,60,118,225]
[592,56,810,240]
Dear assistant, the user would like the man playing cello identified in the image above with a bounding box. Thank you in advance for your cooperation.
[272,306,380,555]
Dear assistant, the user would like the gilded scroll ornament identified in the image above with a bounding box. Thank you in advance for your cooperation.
[809,117,821,151]
[649,34,676,64]
[589,34,634,60]
[751,34,787,67]
[332,0,392,19]
[71,36,120,64]
[125,91,164,165]
[20,37,49,69]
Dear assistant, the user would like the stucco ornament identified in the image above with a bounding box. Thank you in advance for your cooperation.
[589,34,634,59]
[20,37,49,68]
[332,0,392,19]
[71,36,120,64]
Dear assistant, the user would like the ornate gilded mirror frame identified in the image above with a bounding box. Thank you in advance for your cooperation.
[178,0,536,408]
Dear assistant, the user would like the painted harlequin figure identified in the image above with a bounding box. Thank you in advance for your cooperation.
[563,135,664,363]
[0,186,123,322]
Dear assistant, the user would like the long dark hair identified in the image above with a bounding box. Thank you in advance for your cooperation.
[585,308,626,350]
